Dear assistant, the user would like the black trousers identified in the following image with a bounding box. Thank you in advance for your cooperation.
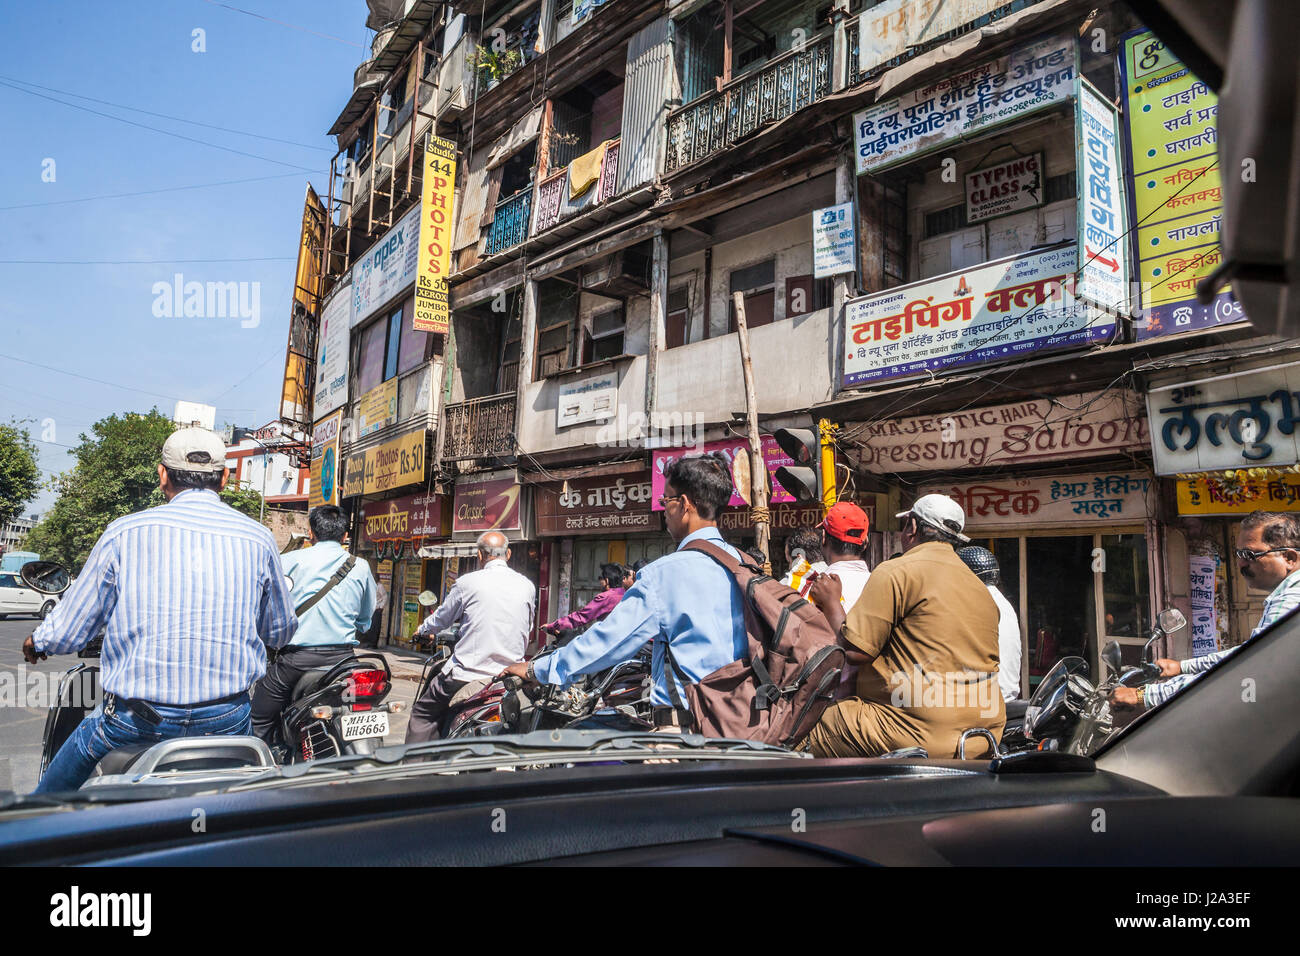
[404,671,470,744]
[251,645,356,744]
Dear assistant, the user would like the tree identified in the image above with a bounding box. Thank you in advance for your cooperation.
[25,409,265,572]
[0,422,41,529]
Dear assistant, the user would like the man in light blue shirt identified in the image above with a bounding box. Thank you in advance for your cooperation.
[250,504,376,743]
[501,453,746,729]
[25,427,297,792]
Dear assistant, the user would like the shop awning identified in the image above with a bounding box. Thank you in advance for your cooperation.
[417,542,482,559]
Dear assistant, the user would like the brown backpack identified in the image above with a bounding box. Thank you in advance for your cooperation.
[662,540,846,749]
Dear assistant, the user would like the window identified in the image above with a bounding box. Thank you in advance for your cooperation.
[728,259,776,331]
[786,274,833,317]
[548,72,623,171]
[666,287,689,349]
[500,313,522,393]
[358,303,427,395]
[582,307,625,363]
[535,281,579,378]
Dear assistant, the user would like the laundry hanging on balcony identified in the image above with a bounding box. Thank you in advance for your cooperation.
[568,140,615,200]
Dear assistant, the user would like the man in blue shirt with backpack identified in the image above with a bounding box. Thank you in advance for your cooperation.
[500,454,746,730]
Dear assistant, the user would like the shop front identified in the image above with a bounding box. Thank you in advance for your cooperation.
[358,490,449,646]
[534,470,670,619]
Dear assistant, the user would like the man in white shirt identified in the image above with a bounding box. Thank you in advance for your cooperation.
[404,530,536,742]
[813,502,873,611]
[957,546,1021,701]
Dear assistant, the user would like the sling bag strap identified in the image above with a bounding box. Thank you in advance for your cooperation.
[294,555,358,618]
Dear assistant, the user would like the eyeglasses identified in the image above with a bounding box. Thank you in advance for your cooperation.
[1235,546,1296,562]
[658,494,683,508]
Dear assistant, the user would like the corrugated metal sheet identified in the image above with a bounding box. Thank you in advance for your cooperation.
[616,16,673,194]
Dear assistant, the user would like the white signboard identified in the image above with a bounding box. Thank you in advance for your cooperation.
[352,204,420,326]
[964,152,1044,223]
[922,471,1157,531]
[313,281,353,419]
[844,244,1113,387]
[557,371,618,427]
[1147,363,1300,475]
[813,203,856,278]
[1077,79,1128,314]
[858,0,1013,75]
[1188,555,1220,656]
[854,33,1076,175]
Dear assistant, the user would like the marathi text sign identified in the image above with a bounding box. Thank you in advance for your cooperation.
[651,437,795,511]
[1188,554,1219,656]
[922,471,1156,530]
[964,152,1044,224]
[453,475,522,533]
[535,473,657,537]
[362,428,427,496]
[313,282,352,419]
[352,205,419,326]
[855,33,1075,175]
[1120,30,1244,339]
[360,492,444,547]
[849,390,1148,473]
[413,135,456,335]
[1177,472,1300,517]
[1146,363,1300,475]
[1077,80,1128,313]
[557,370,618,428]
[813,203,855,278]
[844,244,1112,387]
[358,378,398,437]
[857,0,1024,75]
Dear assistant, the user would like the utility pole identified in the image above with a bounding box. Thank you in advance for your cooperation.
[732,291,770,570]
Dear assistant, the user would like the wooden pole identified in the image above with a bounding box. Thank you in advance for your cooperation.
[732,291,770,571]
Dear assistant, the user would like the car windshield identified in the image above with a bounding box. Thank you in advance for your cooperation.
[0,1,1287,836]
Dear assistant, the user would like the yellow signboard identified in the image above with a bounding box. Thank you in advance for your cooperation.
[358,378,398,437]
[308,409,343,508]
[362,428,427,496]
[1177,473,1300,516]
[413,135,457,335]
[281,184,326,426]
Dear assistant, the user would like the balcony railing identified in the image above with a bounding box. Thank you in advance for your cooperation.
[484,189,533,256]
[665,36,833,174]
[442,392,517,461]
[532,138,622,236]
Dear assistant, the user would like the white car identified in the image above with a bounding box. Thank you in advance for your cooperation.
[0,571,59,620]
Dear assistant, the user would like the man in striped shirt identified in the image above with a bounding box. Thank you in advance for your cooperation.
[1112,511,1300,711]
[23,427,297,792]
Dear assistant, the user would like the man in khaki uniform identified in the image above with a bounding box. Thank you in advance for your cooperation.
[803,494,1003,759]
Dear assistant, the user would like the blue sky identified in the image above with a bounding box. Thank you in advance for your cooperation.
[0,0,369,514]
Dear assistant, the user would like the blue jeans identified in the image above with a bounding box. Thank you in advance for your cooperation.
[37,695,252,793]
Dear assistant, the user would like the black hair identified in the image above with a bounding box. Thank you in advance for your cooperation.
[164,466,223,492]
[822,533,867,560]
[599,562,624,589]
[1242,511,1300,549]
[744,546,768,567]
[664,452,733,520]
[785,528,824,564]
[909,514,959,547]
[631,559,650,573]
[309,505,350,543]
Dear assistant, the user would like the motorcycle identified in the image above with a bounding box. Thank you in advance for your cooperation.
[275,651,401,763]
[1007,607,1188,756]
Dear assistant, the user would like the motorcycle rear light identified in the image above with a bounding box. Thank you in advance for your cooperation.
[351,703,372,712]
[346,669,389,699]
[311,706,332,720]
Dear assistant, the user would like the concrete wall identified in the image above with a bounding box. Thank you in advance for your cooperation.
[516,354,648,453]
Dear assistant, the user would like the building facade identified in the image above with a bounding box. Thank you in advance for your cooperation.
[281,0,1280,691]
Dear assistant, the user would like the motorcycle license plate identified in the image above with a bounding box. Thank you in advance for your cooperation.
[341,711,389,740]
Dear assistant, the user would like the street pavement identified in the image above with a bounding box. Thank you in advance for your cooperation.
[0,617,425,794]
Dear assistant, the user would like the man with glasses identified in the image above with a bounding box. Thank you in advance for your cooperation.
[1113,510,1300,710]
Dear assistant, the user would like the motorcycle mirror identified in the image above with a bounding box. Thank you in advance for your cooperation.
[1158,608,1187,634]
[1102,640,1122,679]
[417,590,438,608]
[19,561,71,595]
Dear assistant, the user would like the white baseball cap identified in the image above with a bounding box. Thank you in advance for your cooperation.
[896,493,970,544]
[161,427,229,474]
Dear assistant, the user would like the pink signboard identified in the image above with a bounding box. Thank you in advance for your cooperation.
[651,436,795,510]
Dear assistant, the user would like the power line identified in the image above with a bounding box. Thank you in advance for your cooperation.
[0,75,333,152]
[0,256,293,265]
[197,0,367,48]
[0,172,308,212]
[0,351,185,402]
[0,80,318,172]
[211,350,283,404]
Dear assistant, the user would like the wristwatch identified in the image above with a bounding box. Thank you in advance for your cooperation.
[525,661,537,683]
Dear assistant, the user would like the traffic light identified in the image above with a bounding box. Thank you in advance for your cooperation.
[773,421,838,513]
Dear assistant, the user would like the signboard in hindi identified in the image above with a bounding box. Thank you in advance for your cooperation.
[357,378,398,438]
[1146,362,1300,475]
[557,370,618,428]
[362,427,427,496]
[856,0,1023,75]
[1076,81,1128,314]
[812,203,856,278]
[413,135,456,335]
[1177,472,1300,516]
[843,244,1111,387]
[963,152,1044,224]
[313,281,352,420]
[848,390,1148,473]
[1120,30,1244,339]
[360,492,444,547]
[1188,554,1220,656]
[854,33,1076,175]
[535,472,658,537]
[651,437,795,511]
[351,204,420,326]
[922,471,1157,531]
